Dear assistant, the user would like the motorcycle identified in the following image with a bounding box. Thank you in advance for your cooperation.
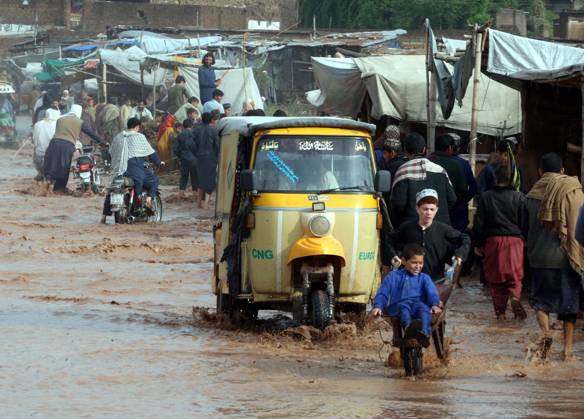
[108,163,163,224]
[74,145,109,193]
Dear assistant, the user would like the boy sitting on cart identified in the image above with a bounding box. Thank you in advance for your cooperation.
[371,243,441,347]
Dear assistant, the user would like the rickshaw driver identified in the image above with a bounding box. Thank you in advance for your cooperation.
[383,189,470,281]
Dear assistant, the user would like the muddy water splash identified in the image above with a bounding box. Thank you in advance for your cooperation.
[0,147,583,416]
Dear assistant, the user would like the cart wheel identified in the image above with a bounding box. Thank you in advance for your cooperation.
[310,290,332,330]
[403,347,424,376]
[238,301,258,321]
[433,319,447,360]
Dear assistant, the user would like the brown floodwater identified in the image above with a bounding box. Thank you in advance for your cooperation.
[1,136,583,417]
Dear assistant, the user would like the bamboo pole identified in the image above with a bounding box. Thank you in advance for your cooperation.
[425,19,436,152]
[469,25,483,175]
[581,83,584,182]
[101,62,108,103]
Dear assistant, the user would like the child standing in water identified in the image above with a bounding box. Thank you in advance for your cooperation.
[371,243,442,347]
[473,165,527,320]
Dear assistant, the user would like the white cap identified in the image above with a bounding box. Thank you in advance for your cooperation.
[416,188,439,204]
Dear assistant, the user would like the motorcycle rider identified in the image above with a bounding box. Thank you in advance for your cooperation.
[102,118,164,223]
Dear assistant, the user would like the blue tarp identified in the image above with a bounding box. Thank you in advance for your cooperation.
[63,39,137,52]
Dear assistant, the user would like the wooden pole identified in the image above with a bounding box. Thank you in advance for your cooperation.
[140,67,145,100]
[100,61,108,103]
[581,83,584,182]
[425,19,436,152]
[469,25,483,175]
[152,63,158,116]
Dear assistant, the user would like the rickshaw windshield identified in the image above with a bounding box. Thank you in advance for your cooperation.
[253,135,375,193]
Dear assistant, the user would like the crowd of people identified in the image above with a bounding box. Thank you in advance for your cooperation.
[374,124,583,361]
[29,51,290,218]
[25,60,583,361]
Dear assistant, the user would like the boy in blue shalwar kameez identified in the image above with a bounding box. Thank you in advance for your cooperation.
[371,243,442,347]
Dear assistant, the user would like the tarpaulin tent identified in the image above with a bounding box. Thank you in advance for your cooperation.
[100,47,263,115]
[63,39,137,53]
[484,29,584,88]
[473,29,584,184]
[179,66,263,114]
[99,46,170,87]
[117,31,222,54]
[34,53,96,82]
[307,55,521,136]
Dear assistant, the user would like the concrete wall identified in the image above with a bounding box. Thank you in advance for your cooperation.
[496,9,527,36]
[0,0,68,26]
[559,12,584,39]
[0,0,298,32]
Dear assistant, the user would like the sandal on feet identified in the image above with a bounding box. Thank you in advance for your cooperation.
[511,298,527,320]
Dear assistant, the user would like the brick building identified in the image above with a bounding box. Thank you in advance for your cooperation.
[0,0,298,32]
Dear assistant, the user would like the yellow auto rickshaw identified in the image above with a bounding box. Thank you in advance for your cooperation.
[213,117,391,328]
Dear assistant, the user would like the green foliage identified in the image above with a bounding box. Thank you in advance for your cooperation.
[298,0,554,31]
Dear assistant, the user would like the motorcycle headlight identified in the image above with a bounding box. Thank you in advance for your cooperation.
[309,215,331,237]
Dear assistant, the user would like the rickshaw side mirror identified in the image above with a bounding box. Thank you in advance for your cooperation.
[374,170,392,193]
[241,170,257,192]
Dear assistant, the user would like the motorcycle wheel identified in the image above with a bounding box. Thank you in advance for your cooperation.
[114,205,128,224]
[310,289,332,330]
[148,195,163,222]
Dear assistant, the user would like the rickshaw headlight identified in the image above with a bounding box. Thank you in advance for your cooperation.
[309,215,331,237]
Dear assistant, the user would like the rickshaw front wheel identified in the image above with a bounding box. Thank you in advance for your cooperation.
[311,290,332,330]
[216,292,232,316]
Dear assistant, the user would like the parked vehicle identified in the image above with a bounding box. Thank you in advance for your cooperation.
[74,145,104,193]
[108,163,162,224]
[0,82,17,146]
[213,116,391,329]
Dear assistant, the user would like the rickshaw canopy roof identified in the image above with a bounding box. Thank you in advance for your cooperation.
[217,116,376,137]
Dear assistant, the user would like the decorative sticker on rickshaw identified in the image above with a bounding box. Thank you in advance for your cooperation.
[308,195,330,201]
[298,140,334,151]
[354,142,367,152]
[358,251,375,261]
[267,150,299,183]
[251,249,274,260]
[260,139,279,151]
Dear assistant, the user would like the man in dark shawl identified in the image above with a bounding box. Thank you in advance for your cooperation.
[173,119,198,197]
[198,53,219,105]
[192,112,219,209]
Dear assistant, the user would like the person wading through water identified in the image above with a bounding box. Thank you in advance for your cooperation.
[192,112,219,209]
[474,165,527,320]
[526,153,583,361]
[43,105,106,193]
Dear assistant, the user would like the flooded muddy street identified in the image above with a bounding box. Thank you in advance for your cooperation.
[1,144,584,417]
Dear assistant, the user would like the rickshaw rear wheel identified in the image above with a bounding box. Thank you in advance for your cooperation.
[311,290,332,330]
[403,347,423,376]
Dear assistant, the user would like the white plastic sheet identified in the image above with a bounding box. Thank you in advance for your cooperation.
[179,66,264,115]
[99,46,170,87]
[308,55,522,136]
[487,29,584,84]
